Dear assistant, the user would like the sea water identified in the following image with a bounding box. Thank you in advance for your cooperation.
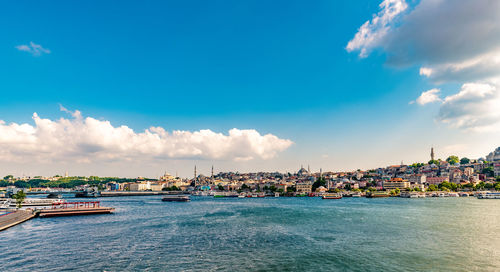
[1,196,499,271]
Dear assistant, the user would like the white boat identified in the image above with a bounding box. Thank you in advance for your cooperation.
[477,192,500,199]
[7,198,65,207]
[438,193,446,197]
[274,192,280,197]
[409,193,420,198]
[352,193,362,197]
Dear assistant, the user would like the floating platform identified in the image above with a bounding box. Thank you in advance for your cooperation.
[38,201,115,217]
[0,210,35,231]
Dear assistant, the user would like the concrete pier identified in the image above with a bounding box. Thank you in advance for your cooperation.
[0,210,35,231]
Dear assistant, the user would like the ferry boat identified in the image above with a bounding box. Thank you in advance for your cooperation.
[6,198,65,207]
[477,192,500,199]
[366,191,390,198]
[322,193,342,199]
[162,195,190,202]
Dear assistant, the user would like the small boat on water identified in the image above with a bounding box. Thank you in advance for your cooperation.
[447,192,459,197]
[352,193,362,197]
[459,193,469,197]
[477,192,500,199]
[162,195,190,202]
[366,191,390,198]
[322,193,342,199]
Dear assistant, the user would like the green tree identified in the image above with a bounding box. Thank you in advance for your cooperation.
[428,160,439,165]
[218,185,224,191]
[495,183,500,191]
[460,157,470,164]
[475,181,486,191]
[427,184,438,192]
[446,155,459,165]
[12,190,26,208]
[482,167,494,177]
[312,177,326,192]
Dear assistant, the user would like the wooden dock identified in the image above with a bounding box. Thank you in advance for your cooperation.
[0,210,35,231]
[38,201,115,217]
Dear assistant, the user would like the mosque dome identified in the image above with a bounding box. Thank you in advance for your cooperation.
[486,147,500,162]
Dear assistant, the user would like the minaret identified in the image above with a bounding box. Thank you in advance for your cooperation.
[431,147,435,161]
[308,165,310,173]
[320,168,323,178]
[211,165,214,184]
[194,165,197,186]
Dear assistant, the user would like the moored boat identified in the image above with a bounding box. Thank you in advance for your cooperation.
[162,195,190,202]
[322,193,342,199]
[366,191,390,198]
[7,198,65,207]
[477,192,500,199]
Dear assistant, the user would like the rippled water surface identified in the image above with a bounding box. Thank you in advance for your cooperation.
[1,196,499,271]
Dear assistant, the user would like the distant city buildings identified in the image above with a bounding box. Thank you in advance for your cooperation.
[2,147,500,193]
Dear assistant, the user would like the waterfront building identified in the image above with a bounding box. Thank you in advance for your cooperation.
[129,182,149,191]
[426,176,449,185]
[296,182,312,194]
[408,174,426,184]
[382,178,410,190]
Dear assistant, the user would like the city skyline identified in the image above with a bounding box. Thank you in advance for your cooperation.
[1,0,500,177]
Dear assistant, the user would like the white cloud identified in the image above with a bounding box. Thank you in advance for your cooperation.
[16,41,51,56]
[346,0,408,57]
[0,109,293,163]
[414,88,441,105]
[347,0,500,130]
[437,83,500,131]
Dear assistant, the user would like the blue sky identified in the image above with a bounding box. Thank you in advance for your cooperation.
[1,0,499,177]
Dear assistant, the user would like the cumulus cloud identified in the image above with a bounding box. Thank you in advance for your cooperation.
[347,0,500,131]
[16,42,51,56]
[0,109,293,163]
[413,88,442,105]
[346,0,407,57]
[438,83,500,131]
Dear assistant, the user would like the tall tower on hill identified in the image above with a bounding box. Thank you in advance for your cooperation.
[431,147,435,161]
[194,165,197,186]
